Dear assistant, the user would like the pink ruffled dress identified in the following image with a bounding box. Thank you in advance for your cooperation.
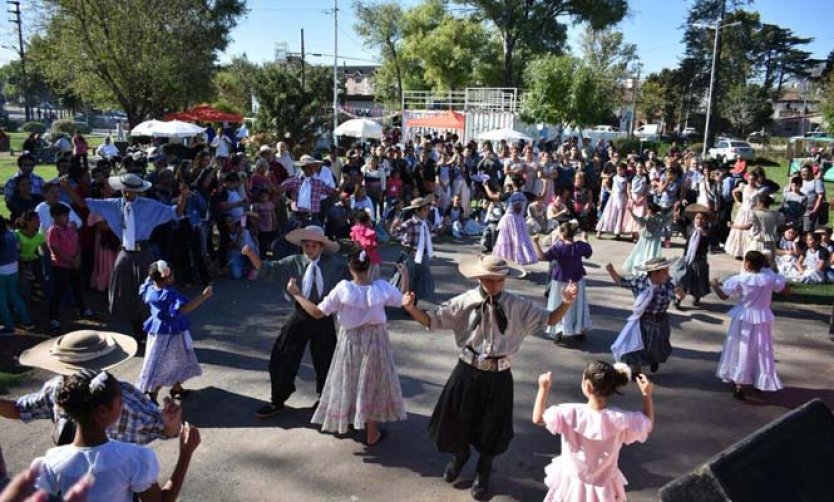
[542,403,652,502]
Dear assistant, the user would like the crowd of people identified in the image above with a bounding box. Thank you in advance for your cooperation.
[0,126,828,501]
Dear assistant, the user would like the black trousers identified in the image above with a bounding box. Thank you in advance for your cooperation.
[49,267,86,321]
[173,222,210,285]
[269,310,337,405]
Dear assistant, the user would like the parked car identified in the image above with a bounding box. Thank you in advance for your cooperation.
[747,131,770,144]
[634,124,660,140]
[707,139,756,164]
[586,125,620,133]
[681,127,697,138]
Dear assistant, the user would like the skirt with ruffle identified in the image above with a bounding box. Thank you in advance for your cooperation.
[493,214,538,266]
[544,457,628,502]
[724,206,753,258]
[546,279,592,337]
[716,318,783,391]
[136,330,202,392]
[312,323,407,434]
[596,193,628,234]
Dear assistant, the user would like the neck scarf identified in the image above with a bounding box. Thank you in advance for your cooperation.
[469,287,508,335]
[685,227,703,265]
[301,257,323,300]
[414,218,433,264]
[610,283,655,361]
[297,176,313,211]
[122,200,136,251]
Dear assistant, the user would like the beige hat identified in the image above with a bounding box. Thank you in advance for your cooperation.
[285,225,339,254]
[19,330,138,375]
[459,255,525,280]
[635,257,677,273]
[296,154,323,167]
[108,173,151,192]
[404,193,435,211]
[258,144,274,154]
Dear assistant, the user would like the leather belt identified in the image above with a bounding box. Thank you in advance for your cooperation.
[459,347,511,372]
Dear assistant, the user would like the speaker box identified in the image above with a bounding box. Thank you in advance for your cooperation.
[659,398,834,501]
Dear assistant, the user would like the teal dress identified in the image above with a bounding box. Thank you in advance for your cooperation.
[622,212,670,275]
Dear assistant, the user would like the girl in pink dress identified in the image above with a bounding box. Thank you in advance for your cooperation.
[596,164,629,239]
[533,361,655,502]
[492,191,538,267]
[350,211,381,281]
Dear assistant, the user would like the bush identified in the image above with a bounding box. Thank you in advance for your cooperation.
[21,121,46,134]
[51,119,90,135]
[610,137,642,155]
[688,143,704,156]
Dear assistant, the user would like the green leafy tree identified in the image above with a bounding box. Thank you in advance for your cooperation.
[638,79,665,123]
[821,73,834,136]
[353,1,405,103]
[521,55,609,130]
[720,83,773,137]
[213,56,258,116]
[34,0,245,128]
[461,0,627,86]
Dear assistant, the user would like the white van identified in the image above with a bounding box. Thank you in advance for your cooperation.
[634,124,660,140]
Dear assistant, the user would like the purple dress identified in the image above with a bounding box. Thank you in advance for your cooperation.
[545,240,593,338]
[492,208,538,266]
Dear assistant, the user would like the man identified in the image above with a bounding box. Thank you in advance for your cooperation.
[243,226,348,418]
[799,164,825,232]
[0,329,183,446]
[65,173,188,341]
[52,134,73,158]
[323,146,343,183]
[392,195,437,304]
[235,121,249,152]
[4,153,44,205]
[402,255,578,500]
[278,155,338,225]
[95,135,120,160]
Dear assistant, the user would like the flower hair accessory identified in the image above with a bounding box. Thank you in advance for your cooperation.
[89,371,109,393]
[613,362,632,382]
[156,260,171,278]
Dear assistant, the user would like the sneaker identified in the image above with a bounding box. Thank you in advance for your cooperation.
[254,402,284,419]
[81,309,95,318]
[49,320,61,330]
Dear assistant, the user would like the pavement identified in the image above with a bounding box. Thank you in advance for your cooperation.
[2,234,833,502]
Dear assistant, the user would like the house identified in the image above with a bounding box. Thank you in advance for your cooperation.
[771,83,823,137]
[341,65,380,110]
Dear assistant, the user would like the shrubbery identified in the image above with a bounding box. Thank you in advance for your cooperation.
[21,121,46,134]
[51,119,91,135]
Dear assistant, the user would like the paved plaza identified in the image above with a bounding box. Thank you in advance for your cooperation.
[2,236,833,501]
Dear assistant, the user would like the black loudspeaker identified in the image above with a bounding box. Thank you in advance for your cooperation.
[659,398,834,502]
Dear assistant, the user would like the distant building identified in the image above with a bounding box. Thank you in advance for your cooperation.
[771,82,823,137]
[341,65,380,109]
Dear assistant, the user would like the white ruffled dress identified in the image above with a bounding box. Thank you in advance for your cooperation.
[542,403,651,502]
[312,280,407,434]
[716,270,786,391]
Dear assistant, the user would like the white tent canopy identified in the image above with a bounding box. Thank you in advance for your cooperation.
[476,127,533,142]
[334,118,383,139]
[130,120,205,138]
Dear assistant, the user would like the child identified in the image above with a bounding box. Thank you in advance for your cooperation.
[385,169,404,208]
[350,210,381,281]
[0,214,34,333]
[712,251,787,399]
[251,189,277,259]
[626,163,650,241]
[779,176,807,229]
[596,163,629,239]
[14,210,45,314]
[220,214,257,280]
[534,221,593,342]
[622,203,669,276]
[775,226,801,280]
[350,184,375,222]
[674,210,712,307]
[287,251,409,446]
[33,370,201,501]
[492,192,538,267]
[798,231,829,284]
[137,260,212,403]
[46,204,93,330]
[532,362,654,502]
[571,173,595,232]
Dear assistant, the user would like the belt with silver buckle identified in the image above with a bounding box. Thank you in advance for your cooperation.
[460,348,511,372]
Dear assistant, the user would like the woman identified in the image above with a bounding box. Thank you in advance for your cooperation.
[725,166,767,259]
[362,156,386,221]
[538,151,557,205]
[88,181,120,293]
[626,162,650,241]
[656,166,683,248]
[72,132,89,170]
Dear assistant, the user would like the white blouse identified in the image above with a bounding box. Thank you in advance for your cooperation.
[722,270,786,324]
[318,280,403,330]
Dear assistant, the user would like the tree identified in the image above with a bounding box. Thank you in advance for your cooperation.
[461,0,627,86]
[821,73,834,136]
[579,26,638,114]
[213,56,258,115]
[720,83,773,137]
[34,0,245,128]
[353,1,405,103]
[251,64,338,152]
[520,55,609,130]
[639,79,665,123]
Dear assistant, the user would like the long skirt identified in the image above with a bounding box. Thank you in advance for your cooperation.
[716,318,783,391]
[622,235,662,276]
[391,252,434,303]
[624,198,647,234]
[428,361,514,456]
[546,279,591,338]
[91,234,117,292]
[596,192,628,234]
[492,213,538,266]
[312,323,407,434]
[110,249,154,319]
[136,330,202,392]
[724,206,753,258]
[622,314,672,367]
[674,255,711,299]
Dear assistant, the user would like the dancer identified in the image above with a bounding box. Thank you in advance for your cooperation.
[492,191,538,267]
[244,226,348,418]
[391,194,436,303]
[673,208,712,308]
[712,250,787,399]
[724,166,766,259]
[31,370,201,501]
[287,251,408,446]
[607,257,685,373]
[734,194,784,271]
[626,162,651,241]
[136,260,212,403]
[533,362,654,501]
[596,163,630,239]
[402,255,578,500]
[533,221,593,342]
[622,203,669,276]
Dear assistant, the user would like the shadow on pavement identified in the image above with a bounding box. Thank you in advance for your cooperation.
[194,347,267,372]
[751,386,834,410]
[184,385,318,431]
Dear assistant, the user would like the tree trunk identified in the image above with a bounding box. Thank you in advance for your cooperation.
[502,33,515,87]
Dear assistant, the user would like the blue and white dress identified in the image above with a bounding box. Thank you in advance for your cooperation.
[135,279,202,392]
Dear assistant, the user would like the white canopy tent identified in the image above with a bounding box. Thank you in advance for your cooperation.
[475,127,533,142]
[130,120,205,138]
[334,118,383,139]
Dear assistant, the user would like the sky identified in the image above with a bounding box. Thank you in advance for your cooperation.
[2,0,833,76]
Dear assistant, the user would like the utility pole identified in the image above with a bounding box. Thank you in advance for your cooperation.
[629,66,641,138]
[300,28,305,91]
[702,0,727,156]
[7,0,29,121]
[332,0,339,147]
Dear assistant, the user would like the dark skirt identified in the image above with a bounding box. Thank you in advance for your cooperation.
[391,251,435,303]
[623,314,672,367]
[428,360,514,456]
[679,255,711,299]
[109,249,154,319]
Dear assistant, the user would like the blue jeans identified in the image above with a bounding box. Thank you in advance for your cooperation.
[0,272,32,328]
[227,251,245,279]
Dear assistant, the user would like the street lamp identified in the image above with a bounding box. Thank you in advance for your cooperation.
[692,20,741,157]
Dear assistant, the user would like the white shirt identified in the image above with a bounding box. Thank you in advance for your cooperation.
[277,153,295,177]
[236,125,249,141]
[351,196,375,220]
[318,280,403,330]
[34,440,159,502]
[97,143,120,159]
[36,201,83,232]
[213,134,232,158]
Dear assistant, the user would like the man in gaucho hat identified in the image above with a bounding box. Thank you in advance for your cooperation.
[402,255,578,500]
[64,173,189,341]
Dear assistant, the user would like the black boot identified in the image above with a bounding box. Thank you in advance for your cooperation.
[471,455,493,500]
[442,451,470,483]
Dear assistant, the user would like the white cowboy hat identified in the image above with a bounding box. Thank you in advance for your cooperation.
[285,225,339,254]
[108,173,152,192]
[404,194,435,211]
[635,256,677,273]
[458,255,525,280]
[19,330,138,376]
[258,144,274,154]
[296,154,323,167]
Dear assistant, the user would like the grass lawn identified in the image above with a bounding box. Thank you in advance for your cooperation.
[0,369,29,394]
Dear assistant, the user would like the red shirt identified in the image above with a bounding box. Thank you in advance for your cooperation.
[350,224,381,265]
[386,178,403,198]
[46,224,79,268]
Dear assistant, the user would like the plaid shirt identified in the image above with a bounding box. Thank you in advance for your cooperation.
[4,172,46,200]
[15,376,168,445]
[619,276,676,315]
[394,215,426,251]
[281,176,332,213]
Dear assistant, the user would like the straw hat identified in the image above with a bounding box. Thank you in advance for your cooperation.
[683,203,715,220]
[108,173,151,192]
[296,154,323,168]
[404,194,435,211]
[19,330,138,375]
[635,257,677,273]
[458,255,525,280]
[285,225,339,254]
